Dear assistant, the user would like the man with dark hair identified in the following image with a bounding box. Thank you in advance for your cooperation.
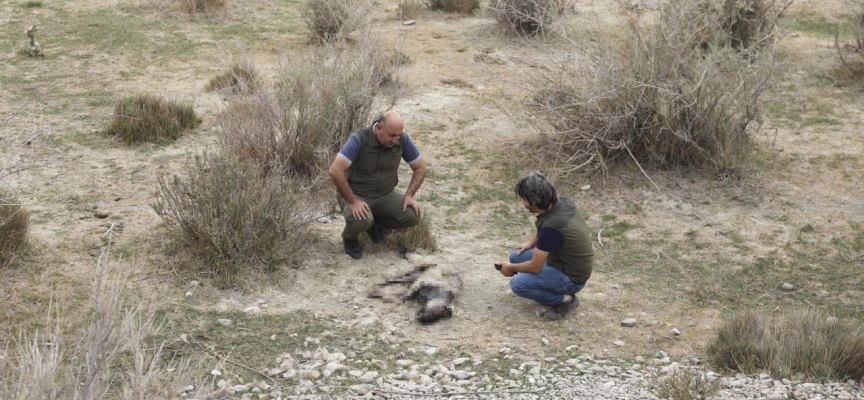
[497,172,593,320]
[328,111,427,259]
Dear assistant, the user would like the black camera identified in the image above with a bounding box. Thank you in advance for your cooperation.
[494,263,503,271]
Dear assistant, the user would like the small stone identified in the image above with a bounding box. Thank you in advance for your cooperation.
[790,32,799,37]
[425,347,438,356]
[781,283,794,291]
[180,334,188,343]
[216,379,227,389]
[316,217,331,224]
[635,356,644,363]
[233,385,250,393]
[581,185,591,191]
[655,350,668,358]
[185,291,193,298]
[509,369,521,378]
[451,370,471,380]
[402,20,416,26]
[767,394,784,400]
[182,385,195,392]
[689,358,700,365]
[243,306,261,315]
[94,211,109,219]
[614,340,625,347]
[670,328,681,336]
[541,337,550,346]
[266,368,284,377]
[565,345,579,351]
[190,280,199,287]
[359,371,378,383]
[211,369,222,376]
[217,319,233,326]
[621,318,637,327]
[499,347,511,355]
[453,357,469,366]
[397,359,414,366]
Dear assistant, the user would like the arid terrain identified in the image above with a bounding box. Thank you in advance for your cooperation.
[1,0,863,397]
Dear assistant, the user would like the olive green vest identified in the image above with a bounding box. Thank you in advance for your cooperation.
[536,198,594,283]
[346,126,404,199]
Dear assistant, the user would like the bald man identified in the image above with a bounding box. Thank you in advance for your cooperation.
[328,111,427,259]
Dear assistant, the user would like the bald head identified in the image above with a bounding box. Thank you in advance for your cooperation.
[374,111,405,148]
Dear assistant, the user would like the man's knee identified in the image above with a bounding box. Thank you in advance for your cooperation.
[393,207,419,228]
[347,215,375,231]
[508,250,521,263]
[509,275,530,296]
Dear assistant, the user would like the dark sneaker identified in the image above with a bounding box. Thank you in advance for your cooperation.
[535,305,553,317]
[545,295,579,321]
[343,238,362,259]
[366,225,386,244]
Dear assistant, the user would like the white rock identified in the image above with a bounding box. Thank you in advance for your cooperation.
[581,184,591,191]
[453,357,469,366]
[425,347,438,356]
[635,356,645,363]
[565,345,579,351]
[402,20,416,26]
[614,340,625,346]
[451,370,471,380]
[509,369,521,378]
[299,370,321,380]
[211,369,222,376]
[316,217,331,224]
[216,379,227,389]
[185,291,193,298]
[541,337,550,346]
[767,393,784,400]
[266,368,284,376]
[781,282,794,291]
[233,385,250,393]
[217,319,233,326]
[180,334,188,343]
[243,306,261,315]
[359,371,378,383]
[499,347,511,355]
[655,350,668,358]
[396,359,414,366]
[349,384,371,394]
[670,328,681,336]
[182,385,195,392]
[621,318,637,327]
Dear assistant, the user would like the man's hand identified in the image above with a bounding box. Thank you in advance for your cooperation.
[499,262,517,277]
[402,194,422,216]
[350,200,371,220]
[514,241,534,255]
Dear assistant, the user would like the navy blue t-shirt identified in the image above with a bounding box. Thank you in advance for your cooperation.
[536,227,565,253]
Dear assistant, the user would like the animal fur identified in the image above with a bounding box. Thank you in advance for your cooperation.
[369,264,462,325]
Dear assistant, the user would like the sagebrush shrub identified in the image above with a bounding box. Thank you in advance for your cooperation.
[708,310,864,380]
[399,0,423,19]
[104,95,199,145]
[217,41,400,177]
[0,192,29,266]
[649,367,720,400]
[205,64,258,93]
[524,0,778,175]
[305,0,365,42]
[153,153,313,287]
[488,0,568,36]
[835,0,864,75]
[717,0,791,49]
[425,0,479,14]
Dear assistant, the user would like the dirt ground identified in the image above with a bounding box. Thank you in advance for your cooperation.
[1,0,863,368]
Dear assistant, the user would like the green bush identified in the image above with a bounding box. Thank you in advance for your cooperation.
[205,64,258,93]
[708,310,864,380]
[425,0,479,14]
[488,0,568,36]
[104,95,199,145]
[153,153,312,287]
[217,41,400,177]
[0,191,29,267]
[524,0,779,175]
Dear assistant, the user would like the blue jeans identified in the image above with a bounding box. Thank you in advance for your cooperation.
[509,249,586,306]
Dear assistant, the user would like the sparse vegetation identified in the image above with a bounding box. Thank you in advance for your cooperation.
[0,191,29,267]
[835,0,864,75]
[399,0,423,20]
[524,0,781,175]
[304,0,367,42]
[649,366,720,400]
[424,0,480,14]
[153,153,314,287]
[205,63,258,93]
[21,1,43,9]
[708,310,864,380]
[104,94,200,145]
[487,0,568,36]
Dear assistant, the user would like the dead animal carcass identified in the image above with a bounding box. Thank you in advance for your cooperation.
[368,264,462,325]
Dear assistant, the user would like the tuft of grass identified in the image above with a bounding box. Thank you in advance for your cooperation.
[399,0,423,20]
[173,0,226,14]
[487,0,569,37]
[304,0,368,42]
[424,0,479,14]
[153,152,314,288]
[360,214,438,255]
[649,367,720,400]
[204,63,258,93]
[103,94,200,145]
[21,1,43,8]
[0,192,29,267]
[708,310,864,381]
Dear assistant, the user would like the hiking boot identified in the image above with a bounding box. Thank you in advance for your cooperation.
[343,238,362,259]
[535,305,553,317]
[366,225,386,244]
[545,295,579,321]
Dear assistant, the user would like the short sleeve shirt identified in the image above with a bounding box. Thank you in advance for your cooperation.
[337,132,422,165]
[536,227,565,253]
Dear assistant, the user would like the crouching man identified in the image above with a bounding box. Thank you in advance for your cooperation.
[328,111,427,259]
[496,172,593,321]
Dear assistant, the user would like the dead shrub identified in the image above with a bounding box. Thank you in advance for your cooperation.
[649,366,720,400]
[0,191,29,267]
[104,94,200,145]
[205,63,258,93]
[708,310,864,381]
[717,0,791,49]
[835,0,864,76]
[173,0,226,14]
[399,0,424,20]
[153,153,314,287]
[524,0,779,175]
[488,0,569,37]
[217,41,400,177]
[425,0,480,14]
[304,0,369,42]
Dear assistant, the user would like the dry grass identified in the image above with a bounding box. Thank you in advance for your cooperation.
[835,0,864,75]
[0,191,29,267]
[424,0,480,14]
[487,0,569,37]
[523,0,780,176]
[361,214,438,255]
[708,310,864,381]
[204,63,258,93]
[304,0,369,42]
[649,366,720,400]
[153,153,315,288]
[217,40,401,177]
[399,0,424,20]
[104,94,200,145]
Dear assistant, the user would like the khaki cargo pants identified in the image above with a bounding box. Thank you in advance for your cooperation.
[338,190,419,241]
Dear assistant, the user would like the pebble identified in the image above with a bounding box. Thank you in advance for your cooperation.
[453,357,469,366]
[243,306,261,315]
[451,370,471,380]
[541,337,550,346]
[210,369,222,376]
[185,291,192,298]
[425,347,438,356]
[782,282,795,291]
[402,20,416,26]
[614,340,625,346]
[581,184,591,191]
[621,318,637,327]
[670,327,681,336]
[190,280,199,287]
[217,319,233,326]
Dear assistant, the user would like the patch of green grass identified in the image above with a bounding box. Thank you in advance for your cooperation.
[792,16,835,36]
[21,1,43,8]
